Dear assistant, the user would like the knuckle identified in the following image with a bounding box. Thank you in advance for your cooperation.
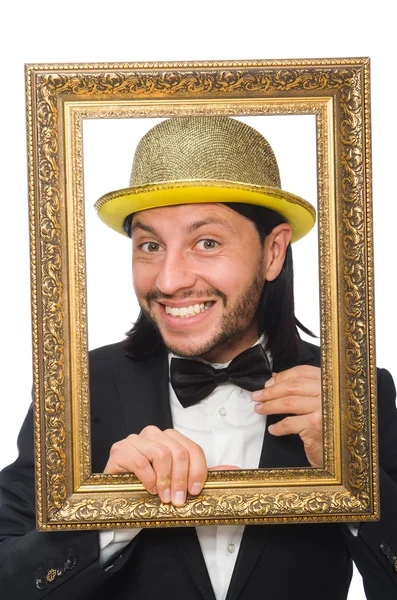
[142,472,156,487]
[189,452,207,472]
[270,423,280,435]
[109,441,123,456]
[185,438,198,451]
[295,365,310,378]
[131,454,149,471]
[154,445,171,461]
[308,411,323,429]
[175,447,189,463]
[189,448,207,470]
[173,474,188,487]
[299,365,311,378]
[271,422,281,435]
[190,441,206,458]
[286,378,300,392]
[141,425,160,437]
[156,474,171,488]
[189,452,207,470]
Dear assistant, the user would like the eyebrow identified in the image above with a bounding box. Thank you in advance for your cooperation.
[131,216,235,237]
[183,217,235,234]
[131,221,158,236]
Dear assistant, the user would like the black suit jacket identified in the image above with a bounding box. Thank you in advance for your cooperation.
[1,340,397,599]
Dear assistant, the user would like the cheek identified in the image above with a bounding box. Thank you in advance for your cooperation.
[198,259,232,287]
[204,259,256,297]
[132,261,157,297]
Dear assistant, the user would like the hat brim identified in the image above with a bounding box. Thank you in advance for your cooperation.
[95,181,316,243]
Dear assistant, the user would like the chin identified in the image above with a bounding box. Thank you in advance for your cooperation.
[161,330,244,361]
[162,337,213,359]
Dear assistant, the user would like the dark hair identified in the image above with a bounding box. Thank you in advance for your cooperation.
[123,204,314,363]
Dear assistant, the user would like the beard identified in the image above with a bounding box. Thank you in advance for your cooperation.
[139,260,265,360]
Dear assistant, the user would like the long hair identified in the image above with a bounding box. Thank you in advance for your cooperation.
[123,204,314,363]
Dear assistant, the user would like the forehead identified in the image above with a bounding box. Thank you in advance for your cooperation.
[131,203,251,234]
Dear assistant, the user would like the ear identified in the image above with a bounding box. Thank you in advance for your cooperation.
[262,223,292,281]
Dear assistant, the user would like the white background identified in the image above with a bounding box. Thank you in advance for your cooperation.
[1,3,396,598]
[83,114,318,349]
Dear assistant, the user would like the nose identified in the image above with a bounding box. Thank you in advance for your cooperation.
[155,249,197,295]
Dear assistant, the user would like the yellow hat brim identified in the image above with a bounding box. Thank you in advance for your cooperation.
[95,181,316,244]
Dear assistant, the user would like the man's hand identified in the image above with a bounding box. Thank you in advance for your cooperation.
[104,426,207,506]
[252,365,323,467]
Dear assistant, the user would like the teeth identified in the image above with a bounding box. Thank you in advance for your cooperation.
[165,302,213,318]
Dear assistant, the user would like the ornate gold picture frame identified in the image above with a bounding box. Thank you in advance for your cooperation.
[26,58,378,531]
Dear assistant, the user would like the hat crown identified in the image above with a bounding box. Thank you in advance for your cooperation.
[130,116,282,189]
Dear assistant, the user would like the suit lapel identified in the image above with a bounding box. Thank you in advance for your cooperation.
[115,351,173,434]
[173,528,217,600]
[260,339,319,469]
[225,341,319,600]
[118,350,215,600]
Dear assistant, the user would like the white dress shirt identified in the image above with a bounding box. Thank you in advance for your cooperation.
[100,342,269,600]
[100,341,358,597]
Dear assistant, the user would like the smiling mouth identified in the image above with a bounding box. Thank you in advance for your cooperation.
[164,301,214,318]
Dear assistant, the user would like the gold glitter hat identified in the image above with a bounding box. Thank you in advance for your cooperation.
[95,116,316,243]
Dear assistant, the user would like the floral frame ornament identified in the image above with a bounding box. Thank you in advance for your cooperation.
[26,58,378,530]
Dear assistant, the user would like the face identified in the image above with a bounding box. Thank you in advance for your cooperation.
[131,203,289,363]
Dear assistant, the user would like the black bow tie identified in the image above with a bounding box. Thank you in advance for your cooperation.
[170,344,272,408]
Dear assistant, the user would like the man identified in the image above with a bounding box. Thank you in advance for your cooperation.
[1,117,397,599]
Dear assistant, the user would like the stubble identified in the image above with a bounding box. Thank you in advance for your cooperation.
[141,259,265,361]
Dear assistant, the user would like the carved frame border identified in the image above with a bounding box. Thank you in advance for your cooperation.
[25,58,377,529]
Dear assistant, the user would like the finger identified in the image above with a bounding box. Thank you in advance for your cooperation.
[268,413,324,468]
[128,434,174,501]
[252,373,321,402]
[139,427,191,502]
[163,433,190,506]
[271,365,321,384]
[251,366,321,400]
[140,427,191,505]
[164,429,207,499]
[104,436,159,495]
[268,414,318,436]
[254,395,319,415]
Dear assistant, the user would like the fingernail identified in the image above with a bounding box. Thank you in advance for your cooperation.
[190,482,202,495]
[252,390,262,399]
[173,491,186,506]
[268,425,274,434]
[152,486,158,495]
[163,488,171,503]
[255,403,262,412]
[265,377,274,388]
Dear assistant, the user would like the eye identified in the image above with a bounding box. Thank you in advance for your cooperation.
[196,239,219,250]
[140,242,161,253]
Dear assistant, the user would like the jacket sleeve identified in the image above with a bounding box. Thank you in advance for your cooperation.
[344,368,397,600]
[0,405,138,599]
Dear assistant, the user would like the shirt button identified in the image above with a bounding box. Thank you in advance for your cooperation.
[228,543,236,553]
[219,407,227,417]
